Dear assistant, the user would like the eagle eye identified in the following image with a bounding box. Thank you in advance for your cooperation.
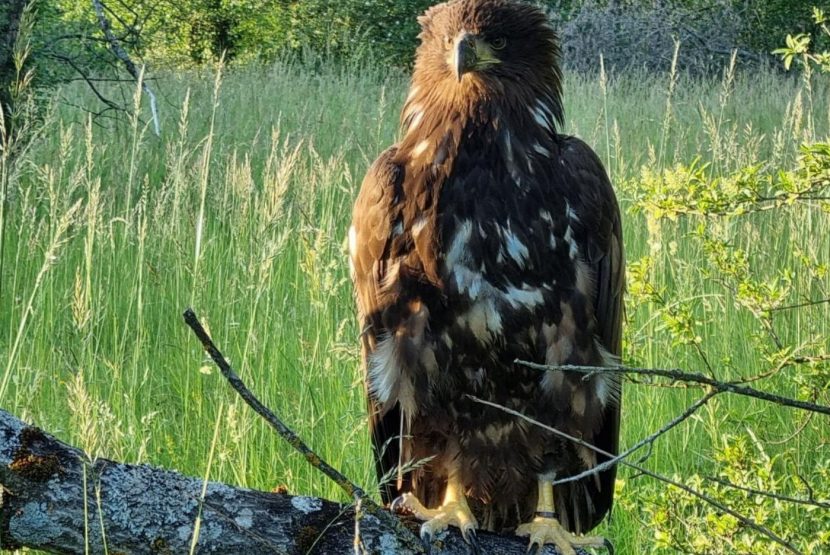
[491,37,507,50]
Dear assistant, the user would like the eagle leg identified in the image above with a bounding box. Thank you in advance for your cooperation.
[392,474,479,546]
[516,481,613,555]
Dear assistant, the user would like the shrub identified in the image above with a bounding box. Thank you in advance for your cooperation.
[548,0,765,74]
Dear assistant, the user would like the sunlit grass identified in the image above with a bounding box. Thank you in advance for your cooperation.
[1,55,828,552]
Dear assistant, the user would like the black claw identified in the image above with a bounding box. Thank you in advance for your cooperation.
[466,528,481,555]
[603,538,615,555]
[420,529,433,554]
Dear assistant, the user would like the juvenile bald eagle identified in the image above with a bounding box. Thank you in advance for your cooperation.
[349,0,624,552]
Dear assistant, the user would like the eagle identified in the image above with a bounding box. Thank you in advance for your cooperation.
[348,1,624,553]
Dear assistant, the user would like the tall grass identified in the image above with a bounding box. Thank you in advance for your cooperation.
[1,55,828,553]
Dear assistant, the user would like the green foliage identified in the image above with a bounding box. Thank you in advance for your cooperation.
[742,0,828,55]
[774,8,830,73]
[90,0,435,65]
[618,25,830,547]
[636,437,830,553]
[2,0,820,78]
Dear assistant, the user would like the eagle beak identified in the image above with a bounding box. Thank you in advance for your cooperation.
[453,32,478,82]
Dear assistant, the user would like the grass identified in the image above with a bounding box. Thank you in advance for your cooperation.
[1,55,828,553]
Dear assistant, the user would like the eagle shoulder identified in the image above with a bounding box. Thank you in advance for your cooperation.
[350,146,404,332]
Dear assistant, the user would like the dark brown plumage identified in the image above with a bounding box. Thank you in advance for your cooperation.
[349,0,624,548]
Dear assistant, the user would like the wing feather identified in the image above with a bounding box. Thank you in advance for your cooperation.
[554,136,624,532]
[350,146,408,504]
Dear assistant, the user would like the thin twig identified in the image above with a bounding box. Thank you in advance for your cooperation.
[45,53,122,111]
[517,361,830,416]
[182,308,368,502]
[467,395,802,555]
[703,476,830,510]
[551,390,719,486]
[767,297,830,312]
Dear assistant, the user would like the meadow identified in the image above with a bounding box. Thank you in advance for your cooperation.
[1,55,828,553]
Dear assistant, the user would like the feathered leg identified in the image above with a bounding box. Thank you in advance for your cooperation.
[516,480,613,555]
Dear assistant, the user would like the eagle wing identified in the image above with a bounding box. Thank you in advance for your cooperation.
[554,135,624,531]
[350,146,407,504]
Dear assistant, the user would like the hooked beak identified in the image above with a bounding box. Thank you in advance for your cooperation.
[453,32,478,82]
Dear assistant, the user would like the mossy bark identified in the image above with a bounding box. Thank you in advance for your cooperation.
[0,409,576,554]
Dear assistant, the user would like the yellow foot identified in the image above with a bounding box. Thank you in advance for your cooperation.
[392,492,479,544]
[516,517,613,555]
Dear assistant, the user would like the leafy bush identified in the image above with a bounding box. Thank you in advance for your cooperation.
[613,14,830,551]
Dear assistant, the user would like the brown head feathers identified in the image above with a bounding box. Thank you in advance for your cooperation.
[405,0,563,130]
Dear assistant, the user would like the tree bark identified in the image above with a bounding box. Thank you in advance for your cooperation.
[0,409,573,554]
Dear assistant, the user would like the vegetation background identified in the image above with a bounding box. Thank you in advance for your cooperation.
[1,0,829,553]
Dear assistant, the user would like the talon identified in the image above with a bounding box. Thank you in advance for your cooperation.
[420,529,433,554]
[518,516,610,555]
[401,479,479,550]
[466,527,481,555]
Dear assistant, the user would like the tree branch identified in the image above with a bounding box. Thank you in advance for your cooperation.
[182,308,369,503]
[549,390,719,487]
[516,361,830,416]
[0,408,574,554]
[90,0,160,136]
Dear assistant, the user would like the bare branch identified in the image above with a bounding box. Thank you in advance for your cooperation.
[44,53,122,112]
[516,361,830,416]
[182,308,368,503]
[90,0,160,135]
[703,475,830,510]
[768,297,830,312]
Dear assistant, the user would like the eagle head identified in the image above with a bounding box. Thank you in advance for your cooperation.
[412,0,562,118]
[399,0,564,181]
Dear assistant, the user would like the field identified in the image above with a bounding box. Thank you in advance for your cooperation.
[1,56,829,553]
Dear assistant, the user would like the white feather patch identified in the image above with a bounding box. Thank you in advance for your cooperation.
[446,220,473,270]
[367,335,401,405]
[453,266,486,299]
[532,107,552,133]
[566,201,579,223]
[457,298,503,343]
[380,258,403,290]
[504,283,545,309]
[532,143,551,157]
[564,225,579,260]
[503,228,529,265]
[406,106,424,134]
[405,85,420,103]
[595,341,622,407]
[412,216,428,236]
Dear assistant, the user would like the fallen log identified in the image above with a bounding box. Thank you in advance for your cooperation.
[0,408,573,554]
